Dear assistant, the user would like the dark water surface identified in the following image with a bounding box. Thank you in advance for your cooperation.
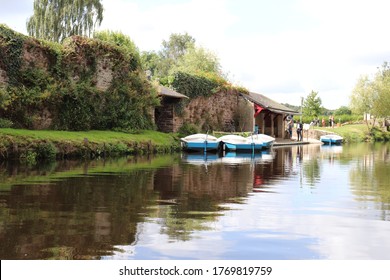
[1,143,389,260]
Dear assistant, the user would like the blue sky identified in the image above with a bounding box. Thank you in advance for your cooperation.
[1,0,390,109]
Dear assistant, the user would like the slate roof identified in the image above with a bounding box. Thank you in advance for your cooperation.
[159,86,189,99]
[241,92,300,115]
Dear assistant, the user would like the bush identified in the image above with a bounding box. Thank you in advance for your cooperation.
[371,127,390,142]
[0,118,13,128]
[36,141,57,160]
[178,123,199,137]
[296,115,363,126]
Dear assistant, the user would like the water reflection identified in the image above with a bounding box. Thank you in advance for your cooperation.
[0,143,390,259]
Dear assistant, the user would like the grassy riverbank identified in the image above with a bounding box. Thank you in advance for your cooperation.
[316,124,390,142]
[0,128,180,162]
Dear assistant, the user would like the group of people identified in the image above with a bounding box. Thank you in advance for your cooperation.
[312,116,335,128]
[287,119,304,141]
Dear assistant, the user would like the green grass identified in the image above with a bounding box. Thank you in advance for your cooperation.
[0,128,176,145]
[0,128,181,159]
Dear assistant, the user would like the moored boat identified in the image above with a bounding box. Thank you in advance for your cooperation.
[247,134,275,149]
[180,133,221,152]
[320,134,343,145]
[218,134,263,152]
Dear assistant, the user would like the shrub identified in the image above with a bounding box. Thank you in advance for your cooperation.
[20,151,37,165]
[36,141,57,160]
[178,123,199,137]
[0,118,13,128]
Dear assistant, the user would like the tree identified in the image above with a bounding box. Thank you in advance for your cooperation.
[303,90,322,118]
[372,62,390,119]
[350,75,374,116]
[350,62,390,129]
[334,106,352,115]
[27,0,103,42]
[156,33,196,77]
[141,50,161,75]
[160,32,195,61]
[172,46,222,76]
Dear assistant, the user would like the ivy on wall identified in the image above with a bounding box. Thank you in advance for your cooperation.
[0,25,158,131]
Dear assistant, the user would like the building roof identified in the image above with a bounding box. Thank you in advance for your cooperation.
[159,86,189,99]
[241,92,300,115]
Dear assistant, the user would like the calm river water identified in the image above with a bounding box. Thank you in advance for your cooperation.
[0,142,389,260]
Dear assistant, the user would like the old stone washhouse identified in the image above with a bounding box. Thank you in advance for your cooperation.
[155,86,299,139]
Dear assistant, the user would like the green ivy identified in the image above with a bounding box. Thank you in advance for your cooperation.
[0,24,24,85]
[171,71,219,98]
[0,25,158,132]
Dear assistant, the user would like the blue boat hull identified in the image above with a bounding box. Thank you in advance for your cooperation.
[321,139,342,145]
[224,142,263,152]
[182,141,220,152]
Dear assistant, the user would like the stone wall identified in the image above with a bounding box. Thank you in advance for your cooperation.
[180,90,254,132]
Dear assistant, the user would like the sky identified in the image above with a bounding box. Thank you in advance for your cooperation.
[1,0,390,109]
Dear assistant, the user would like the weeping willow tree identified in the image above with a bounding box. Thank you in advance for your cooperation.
[26,0,104,42]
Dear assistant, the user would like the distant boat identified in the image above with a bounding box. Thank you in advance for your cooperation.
[218,134,263,152]
[180,133,221,152]
[320,134,343,145]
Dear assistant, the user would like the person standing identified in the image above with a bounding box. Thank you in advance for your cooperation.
[288,119,293,139]
[296,120,303,141]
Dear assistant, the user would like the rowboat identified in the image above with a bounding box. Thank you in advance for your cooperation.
[218,135,263,152]
[180,134,221,152]
[320,134,343,145]
[247,134,275,149]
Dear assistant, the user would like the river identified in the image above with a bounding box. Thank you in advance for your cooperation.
[0,142,389,260]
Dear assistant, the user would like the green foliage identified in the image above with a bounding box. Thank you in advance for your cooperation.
[0,118,13,128]
[297,114,362,125]
[318,124,369,143]
[372,62,390,118]
[350,62,390,119]
[178,123,199,137]
[0,25,24,85]
[0,25,157,132]
[172,71,219,98]
[303,90,322,117]
[161,32,195,61]
[334,106,352,115]
[93,30,141,68]
[141,50,161,75]
[370,127,390,142]
[172,46,221,76]
[350,75,374,115]
[20,150,37,165]
[36,141,57,160]
[27,0,104,42]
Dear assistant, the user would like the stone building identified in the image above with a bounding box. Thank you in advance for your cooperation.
[155,86,189,133]
[241,92,300,138]
[155,87,299,137]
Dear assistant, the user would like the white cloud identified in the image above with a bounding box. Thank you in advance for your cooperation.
[98,0,237,51]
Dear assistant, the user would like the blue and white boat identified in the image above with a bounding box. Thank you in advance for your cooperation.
[180,133,221,152]
[320,134,343,145]
[218,135,263,152]
[247,134,275,149]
